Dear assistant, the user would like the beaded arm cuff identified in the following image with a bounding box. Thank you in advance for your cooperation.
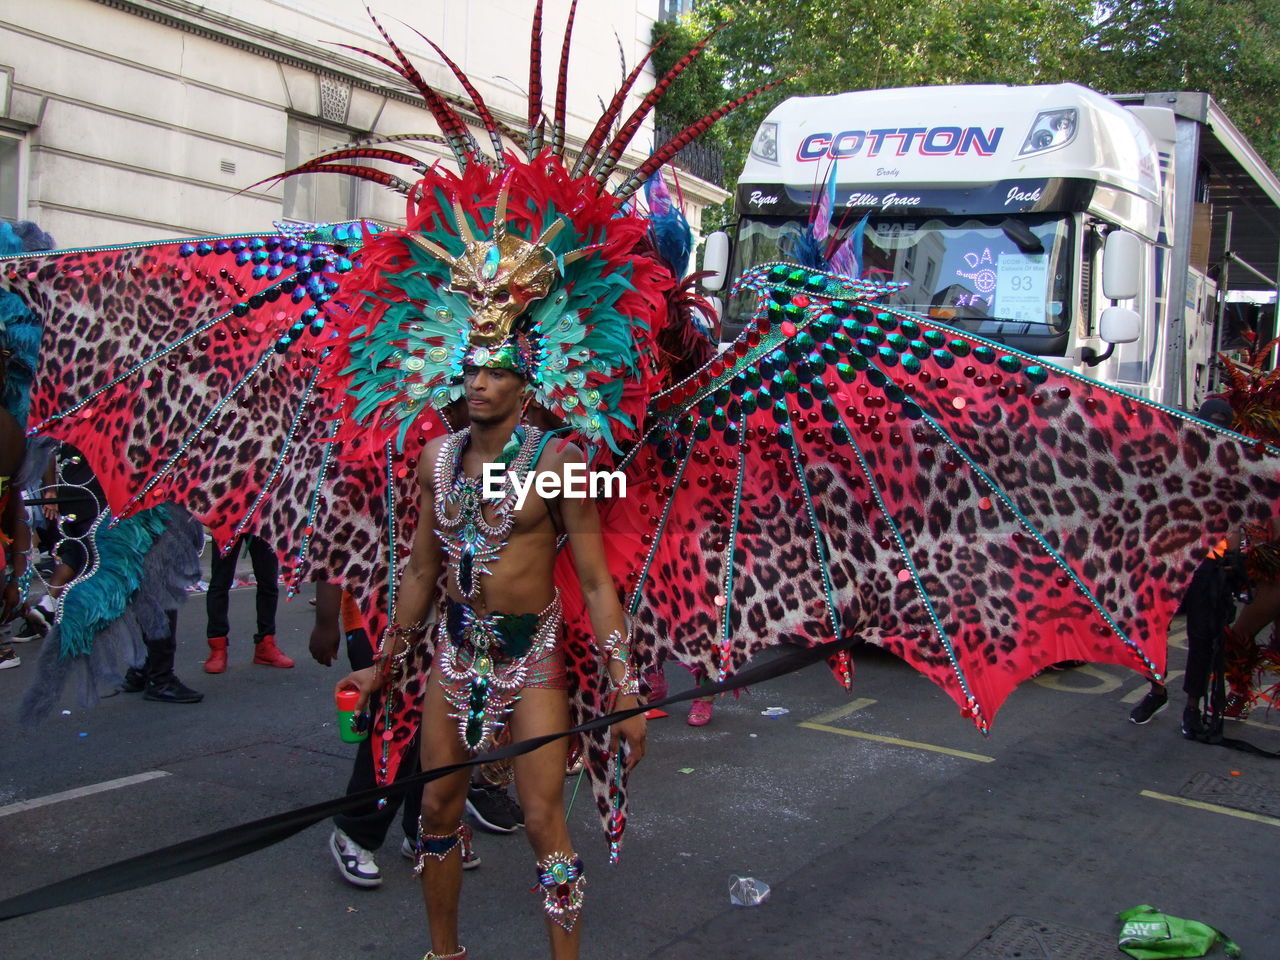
[374,621,423,683]
[601,629,639,697]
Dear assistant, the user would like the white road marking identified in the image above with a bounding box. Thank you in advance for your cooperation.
[0,771,170,818]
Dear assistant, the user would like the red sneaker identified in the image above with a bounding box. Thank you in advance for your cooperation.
[252,635,294,668]
[1223,692,1252,722]
[204,636,228,674]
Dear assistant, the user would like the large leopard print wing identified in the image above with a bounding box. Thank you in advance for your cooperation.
[609,263,1280,733]
[0,232,426,642]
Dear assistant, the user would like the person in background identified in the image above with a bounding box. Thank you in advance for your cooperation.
[204,533,292,672]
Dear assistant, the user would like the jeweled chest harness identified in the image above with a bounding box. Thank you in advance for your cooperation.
[433,425,544,603]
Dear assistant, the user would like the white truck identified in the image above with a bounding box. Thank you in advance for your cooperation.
[702,84,1280,409]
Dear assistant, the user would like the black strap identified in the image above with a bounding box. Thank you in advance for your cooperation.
[0,635,859,923]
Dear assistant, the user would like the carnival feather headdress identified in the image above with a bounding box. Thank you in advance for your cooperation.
[263,1,779,458]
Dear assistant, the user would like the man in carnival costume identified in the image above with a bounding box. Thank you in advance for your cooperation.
[8,2,1280,955]
[339,327,647,958]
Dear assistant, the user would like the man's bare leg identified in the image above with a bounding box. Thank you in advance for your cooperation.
[418,670,473,957]
[511,685,580,960]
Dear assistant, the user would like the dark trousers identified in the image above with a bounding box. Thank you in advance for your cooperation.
[1181,555,1241,701]
[206,535,279,641]
[332,626,422,850]
[143,610,181,684]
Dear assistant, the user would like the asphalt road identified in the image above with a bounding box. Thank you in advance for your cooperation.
[2,567,1278,960]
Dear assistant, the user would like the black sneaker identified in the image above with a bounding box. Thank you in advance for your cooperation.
[465,784,523,833]
[0,645,19,670]
[23,600,53,636]
[120,667,147,693]
[1181,704,1207,740]
[143,677,204,703]
[1129,685,1168,724]
[10,617,46,644]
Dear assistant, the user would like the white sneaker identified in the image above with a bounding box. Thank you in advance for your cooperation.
[0,647,19,670]
[330,828,381,887]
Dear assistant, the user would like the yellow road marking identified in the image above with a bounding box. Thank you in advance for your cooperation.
[1032,663,1123,694]
[1141,790,1280,828]
[1121,671,1183,704]
[798,721,996,762]
[1244,714,1280,732]
[806,697,877,725]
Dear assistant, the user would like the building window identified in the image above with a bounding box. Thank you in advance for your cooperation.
[0,133,21,223]
[658,0,693,22]
[283,117,357,224]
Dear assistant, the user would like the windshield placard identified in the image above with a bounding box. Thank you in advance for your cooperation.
[993,253,1049,323]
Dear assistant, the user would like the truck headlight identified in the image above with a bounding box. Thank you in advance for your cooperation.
[1019,109,1077,156]
[751,121,779,163]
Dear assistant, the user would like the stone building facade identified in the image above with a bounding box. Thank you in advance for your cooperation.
[0,0,727,248]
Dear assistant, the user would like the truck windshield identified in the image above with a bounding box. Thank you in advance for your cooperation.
[725,213,1073,355]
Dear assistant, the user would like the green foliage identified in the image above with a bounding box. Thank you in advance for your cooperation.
[655,0,1280,196]
[650,19,730,151]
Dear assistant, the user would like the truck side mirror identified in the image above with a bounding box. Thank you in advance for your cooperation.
[1102,230,1140,301]
[1099,306,1141,344]
[701,231,731,291]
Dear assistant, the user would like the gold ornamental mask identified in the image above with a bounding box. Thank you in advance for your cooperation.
[406,183,594,347]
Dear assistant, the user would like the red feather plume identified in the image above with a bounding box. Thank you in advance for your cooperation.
[551,0,580,158]
[402,23,506,168]
[353,10,480,167]
[527,0,545,156]
[592,22,729,184]
[616,78,789,200]
[570,40,665,178]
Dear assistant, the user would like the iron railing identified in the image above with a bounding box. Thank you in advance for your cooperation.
[653,124,725,187]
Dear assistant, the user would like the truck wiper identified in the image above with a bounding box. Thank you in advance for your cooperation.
[1001,219,1044,254]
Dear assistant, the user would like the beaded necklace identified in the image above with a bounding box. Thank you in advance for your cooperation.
[433,424,543,603]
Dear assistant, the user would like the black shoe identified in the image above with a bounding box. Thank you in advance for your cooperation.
[120,667,147,693]
[10,617,46,644]
[465,784,523,833]
[1129,685,1168,724]
[143,677,204,703]
[1181,704,1207,740]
